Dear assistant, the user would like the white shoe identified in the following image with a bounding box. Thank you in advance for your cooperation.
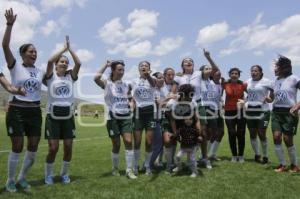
[231,156,238,163]
[112,168,120,176]
[172,166,182,173]
[145,168,152,175]
[126,169,137,179]
[190,172,198,178]
[238,156,245,163]
[205,160,212,170]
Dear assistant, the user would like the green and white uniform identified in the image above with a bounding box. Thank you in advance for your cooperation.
[44,71,76,139]
[6,62,44,137]
[245,78,273,129]
[272,75,300,135]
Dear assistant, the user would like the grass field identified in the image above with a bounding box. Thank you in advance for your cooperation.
[0,113,300,199]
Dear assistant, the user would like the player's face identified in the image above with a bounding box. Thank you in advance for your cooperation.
[113,64,125,79]
[164,69,175,82]
[229,70,239,81]
[203,65,212,77]
[182,59,194,74]
[156,73,164,88]
[138,63,150,75]
[251,67,261,80]
[213,70,221,82]
[22,45,37,66]
[56,57,69,74]
[274,64,281,76]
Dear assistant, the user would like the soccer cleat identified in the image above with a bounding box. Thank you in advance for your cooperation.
[5,181,17,193]
[254,155,261,163]
[205,160,212,170]
[45,176,54,185]
[126,170,137,179]
[231,156,238,163]
[238,156,245,163]
[209,155,221,161]
[190,171,198,178]
[61,175,71,184]
[289,164,300,173]
[17,179,31,191]
[262,157,269,164]
[145,168,152,175]
[274,164,286,173]
[172,166,182,173]
[133,167,139,176]
[112,168,120,176]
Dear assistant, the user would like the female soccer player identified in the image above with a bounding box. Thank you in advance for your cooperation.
[245,65,273,164]
[94,60,137,179]
[44,36,81,184]
[131,61,157,175]
[272,55,300,173]
[3,8,45,192]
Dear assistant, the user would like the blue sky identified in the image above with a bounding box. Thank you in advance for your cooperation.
[0,0,300,102]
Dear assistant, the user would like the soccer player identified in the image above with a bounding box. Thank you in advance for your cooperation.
[245,65,273,164]
[272,55,300,173]
[131,61,158,175]
[3,8,45,192]
[94,60,137,179]
[44,36,81,184]
[171,84,202,177]
[0,69,25,95]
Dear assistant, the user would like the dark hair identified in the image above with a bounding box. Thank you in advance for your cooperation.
[228,67,241,77]
[275,55,292,77]
[19,43,34,56]
[251,65,263,79]
[138,61,151,69]
[181,58,194,74]
[163,67,174,76]
[178,84,195,101]
[55,55,69,65]
[110,60,125,81]
[152,72,162,78]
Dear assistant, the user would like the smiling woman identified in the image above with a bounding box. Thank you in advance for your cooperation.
[2,8,45,193]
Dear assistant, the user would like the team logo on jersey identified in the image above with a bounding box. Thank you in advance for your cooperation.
[247,91,257,101]
[136,87,151,99]
[55,86,70,97]
[275,90,288,102]
[116,86,123,94]
[23,78,39,93]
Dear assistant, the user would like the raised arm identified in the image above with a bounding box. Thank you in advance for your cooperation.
[67,36,81,80]
[94,60,111,89]
[2,8,17,68]
[46,37,68,78]
[203,49,219,73]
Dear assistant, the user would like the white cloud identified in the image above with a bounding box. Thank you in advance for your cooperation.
[153,37,183,56]
[98,18,125,45]
[220,13,300,60]
[40,0,88,11]
[98,9,181,58]
[253,51,264,56]
[0,1,41,47]
[76,49,95,62]
[196,22,229,46]
[41,20,57,36]
[51,42,65,55]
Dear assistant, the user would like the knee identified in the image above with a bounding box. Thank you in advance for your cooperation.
[49,145,59,155]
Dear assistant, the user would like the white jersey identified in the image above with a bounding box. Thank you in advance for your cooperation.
[9,63,44,102]
[155,84,171,119]
[104,79,131,116]
[245,78,273,111]
[131,77,156,108]
[46,71,76,113]
[174,71,203,101]
[273,75,300,108]
[201,80,223,110]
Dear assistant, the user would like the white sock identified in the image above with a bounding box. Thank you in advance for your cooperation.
[17,151,36,181]
[144,152,153,169]
[164,147,173,170]
[134,149,140,169]
[60,161,70,176]
[261,139,268,157]
[275,144,286,165]
[111,152,119,169]
[45,163,54,177]
[250,138,260,156]
[288,146,298,166]
[125,150,133,171]
[211,141,220,157]
[7,152,20,184]
[207,141,212,154]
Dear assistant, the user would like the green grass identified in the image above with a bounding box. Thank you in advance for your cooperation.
[0,113,300,199]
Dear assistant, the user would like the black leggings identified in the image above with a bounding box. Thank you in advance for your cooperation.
[225,110,246,156]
